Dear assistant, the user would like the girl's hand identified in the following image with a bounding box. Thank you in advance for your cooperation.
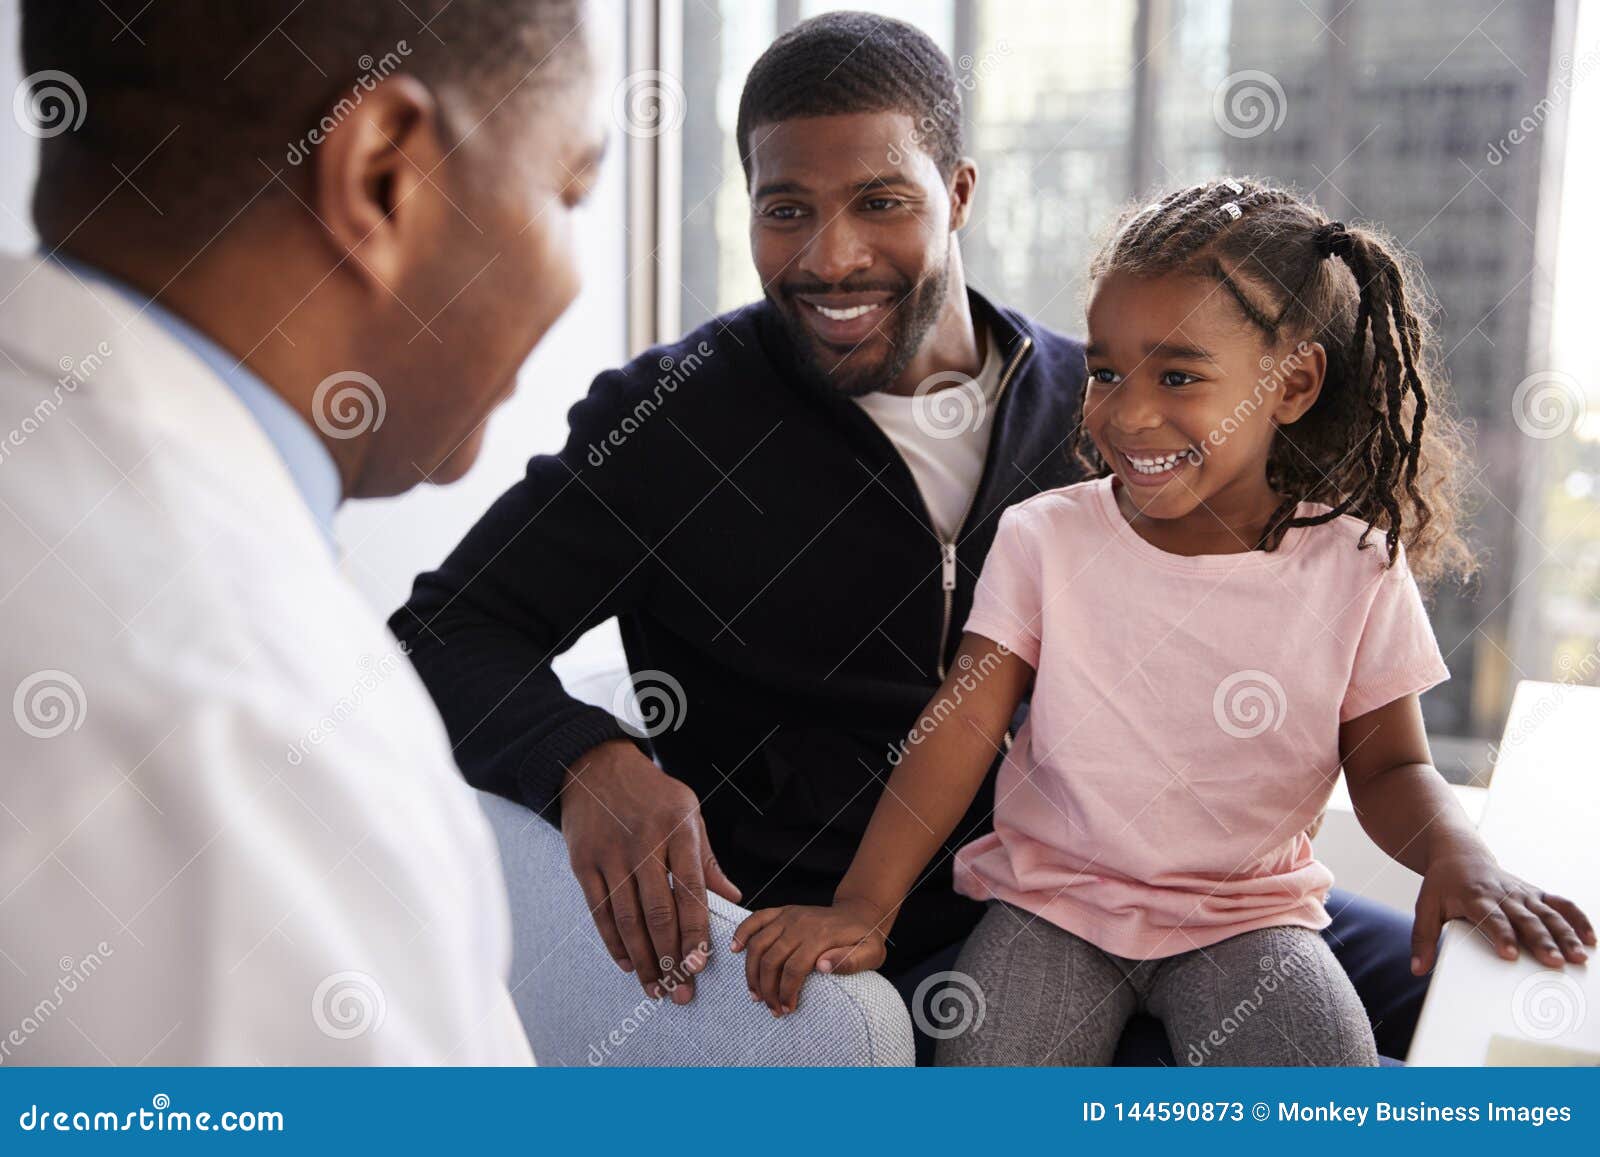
[730,897,889,1015]
[1411,846,1595,974]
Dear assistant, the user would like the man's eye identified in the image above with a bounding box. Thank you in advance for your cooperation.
[1160,371,1199,388]
[763,205,803,220]
[863,197,903,211]
[1089,367,1120,385]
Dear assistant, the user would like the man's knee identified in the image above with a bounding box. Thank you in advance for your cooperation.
[1322,888,1430,1059]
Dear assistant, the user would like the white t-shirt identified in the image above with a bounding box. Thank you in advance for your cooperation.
[854,326,1004,540]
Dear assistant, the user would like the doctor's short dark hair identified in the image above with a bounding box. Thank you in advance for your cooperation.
[21,0,585,248]
[736,10,967,182]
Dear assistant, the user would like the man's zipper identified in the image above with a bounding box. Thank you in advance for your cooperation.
[933,334,1033,681]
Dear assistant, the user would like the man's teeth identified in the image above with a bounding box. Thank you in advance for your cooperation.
[812,302,881,321]
[1125,450,1190,475]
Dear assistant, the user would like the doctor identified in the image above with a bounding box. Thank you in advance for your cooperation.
[0,0,601,1063]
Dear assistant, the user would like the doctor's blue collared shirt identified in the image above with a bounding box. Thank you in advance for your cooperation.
[46,253,342,550]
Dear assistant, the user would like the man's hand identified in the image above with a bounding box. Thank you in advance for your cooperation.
[1411,844,1595,974]
[730,897,889,1016]
[560,739,741,1003]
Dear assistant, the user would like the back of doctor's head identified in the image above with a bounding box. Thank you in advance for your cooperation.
[19,0,604,497]
[20,0,587,256]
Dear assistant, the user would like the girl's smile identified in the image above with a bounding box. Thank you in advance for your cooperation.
[1108,442,1201,486]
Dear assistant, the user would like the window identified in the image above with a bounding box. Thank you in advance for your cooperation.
[655,0,1594,779]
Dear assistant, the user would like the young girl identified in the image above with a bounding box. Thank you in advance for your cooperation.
[730,177,1594,1066]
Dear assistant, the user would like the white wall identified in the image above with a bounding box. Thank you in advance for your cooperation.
[1,0,630,680]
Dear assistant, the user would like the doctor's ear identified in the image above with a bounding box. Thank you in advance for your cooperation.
[308,73,448,291]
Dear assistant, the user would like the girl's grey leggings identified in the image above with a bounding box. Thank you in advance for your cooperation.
[934,900,1379,1067]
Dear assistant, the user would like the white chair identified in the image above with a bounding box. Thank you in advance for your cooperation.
[480,792,916,1065]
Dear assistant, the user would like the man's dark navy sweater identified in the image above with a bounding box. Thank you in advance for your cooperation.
[391,289,1089,973]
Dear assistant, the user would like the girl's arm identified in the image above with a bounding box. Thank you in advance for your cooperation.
[731,631,1033,1014]
[1341,693,1594,975]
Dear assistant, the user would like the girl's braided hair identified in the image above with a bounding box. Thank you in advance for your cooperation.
[1075,176,1473,586]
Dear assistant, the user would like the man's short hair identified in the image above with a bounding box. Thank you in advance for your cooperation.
[21,0,585,246]
[735,10,966,182]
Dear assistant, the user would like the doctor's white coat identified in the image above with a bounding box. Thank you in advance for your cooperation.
[0,253,534,1064]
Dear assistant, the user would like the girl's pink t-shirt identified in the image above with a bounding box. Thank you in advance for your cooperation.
[954,476,1449,960]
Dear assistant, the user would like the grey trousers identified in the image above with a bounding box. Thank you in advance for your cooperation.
[934,900,1379,1067]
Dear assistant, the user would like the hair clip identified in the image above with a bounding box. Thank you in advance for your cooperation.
[1313,220,1354,259]
[1223,179,1244,194]
[1218,201,1242,220]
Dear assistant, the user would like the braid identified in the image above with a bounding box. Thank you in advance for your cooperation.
[1101,179,1296,273]
[1271,231,1432,563]
[1205,256,1281,338]
[1139,183,1240,259]
[1117,187,1195,253]
[1079,176,1473,585]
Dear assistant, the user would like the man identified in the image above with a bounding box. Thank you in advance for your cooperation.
[394,12,1428,1065]
[0,0,602,1063]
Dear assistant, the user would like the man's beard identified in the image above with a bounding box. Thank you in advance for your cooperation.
[769,255,951,398]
